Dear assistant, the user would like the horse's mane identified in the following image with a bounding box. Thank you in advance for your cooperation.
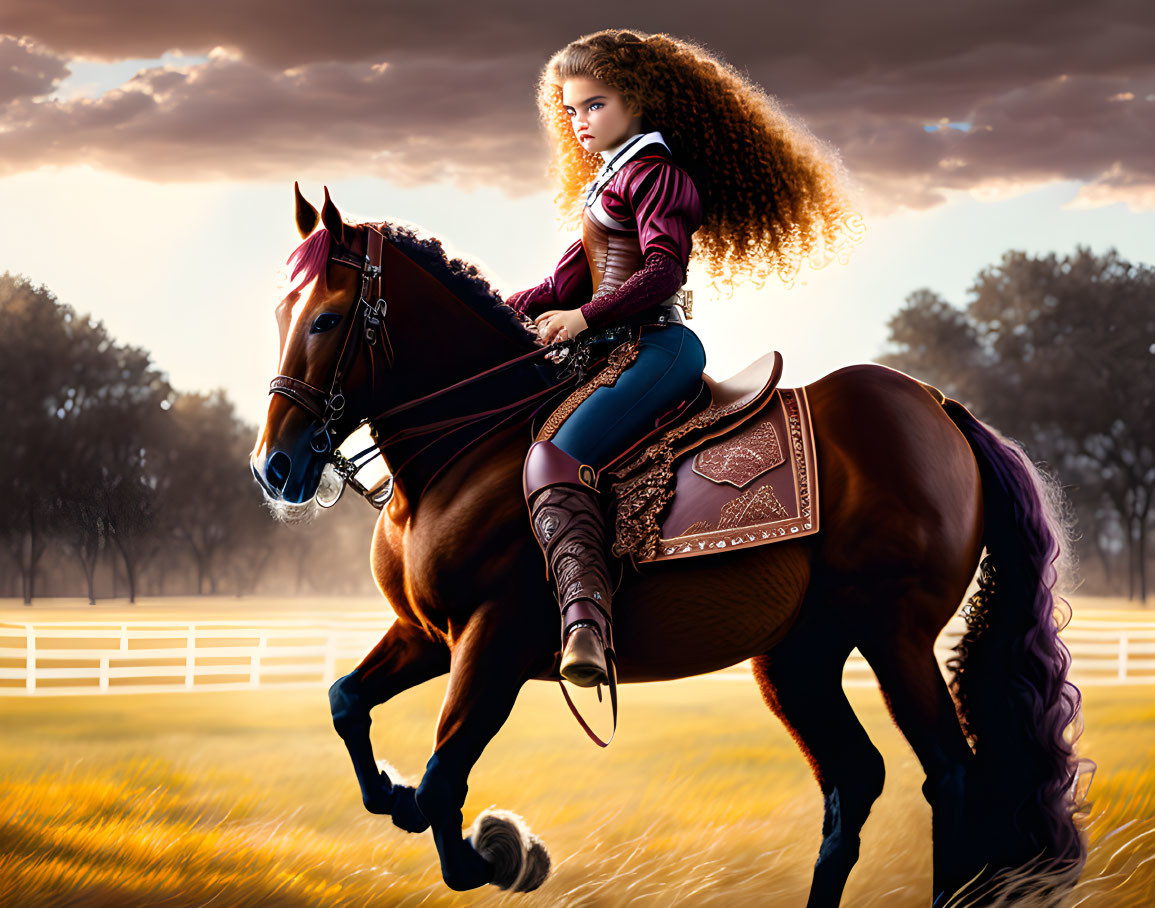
[284,223,538,349]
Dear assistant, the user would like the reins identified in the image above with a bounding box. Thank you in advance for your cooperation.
[559,665,619,748]
[269,222,601,507]
[372,343,558,424]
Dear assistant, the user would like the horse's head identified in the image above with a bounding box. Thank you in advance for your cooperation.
[250,183,391,522]
[251,183,546,522]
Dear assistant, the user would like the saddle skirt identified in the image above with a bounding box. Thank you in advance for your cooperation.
[603,351,820,564]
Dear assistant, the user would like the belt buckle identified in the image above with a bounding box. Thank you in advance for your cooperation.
[656,298,684,326]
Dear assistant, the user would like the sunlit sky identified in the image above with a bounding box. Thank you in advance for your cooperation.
[1,7,1152,427]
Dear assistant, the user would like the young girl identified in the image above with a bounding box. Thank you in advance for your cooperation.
[507,29,861,689]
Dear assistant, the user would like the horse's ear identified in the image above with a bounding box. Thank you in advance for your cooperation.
[294,181,319,238]
[321,185,345,245]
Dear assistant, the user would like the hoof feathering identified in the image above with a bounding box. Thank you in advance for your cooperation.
[520,837,551,893]
[375,759,416,787]
[468,808,551,892]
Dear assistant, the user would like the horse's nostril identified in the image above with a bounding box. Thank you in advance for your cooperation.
[267,451,292,491]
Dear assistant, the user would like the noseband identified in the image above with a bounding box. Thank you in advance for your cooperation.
[268,225,392,455]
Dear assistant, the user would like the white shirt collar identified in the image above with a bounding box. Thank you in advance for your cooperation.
[598,130,669,168]
[585,130,669,209]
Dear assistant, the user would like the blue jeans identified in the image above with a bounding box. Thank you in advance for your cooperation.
[552,323,706,470]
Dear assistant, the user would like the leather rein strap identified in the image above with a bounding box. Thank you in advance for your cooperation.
[265,221,578,488]
[558,661,619,748]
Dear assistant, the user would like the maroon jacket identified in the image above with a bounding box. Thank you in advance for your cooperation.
[508,147,702,328]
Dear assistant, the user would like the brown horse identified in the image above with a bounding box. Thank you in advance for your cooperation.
[250,185,1086,905]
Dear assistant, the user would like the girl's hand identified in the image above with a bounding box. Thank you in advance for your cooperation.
[534,308,588,345]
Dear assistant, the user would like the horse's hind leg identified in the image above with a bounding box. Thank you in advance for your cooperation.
[752,609,886,908]
[329,619,449,831]
[859,626,976,904]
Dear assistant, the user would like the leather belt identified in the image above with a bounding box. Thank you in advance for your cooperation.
[620,298,684,331]
[560,298,687,384]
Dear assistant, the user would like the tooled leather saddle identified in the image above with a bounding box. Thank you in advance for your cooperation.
[536,347,820,565]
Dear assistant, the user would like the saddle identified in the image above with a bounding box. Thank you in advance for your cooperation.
[599,351,820,564]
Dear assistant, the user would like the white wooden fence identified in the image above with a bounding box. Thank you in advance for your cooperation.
[723,614,1155,688]
[840,615,1155,688]
[1,613,1152,697]
[0,616,385,696]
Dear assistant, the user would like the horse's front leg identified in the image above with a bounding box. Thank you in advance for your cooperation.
[414,600,555,892]
[329,618,449,831]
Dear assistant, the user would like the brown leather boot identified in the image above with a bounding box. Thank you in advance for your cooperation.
[523,442,614,688]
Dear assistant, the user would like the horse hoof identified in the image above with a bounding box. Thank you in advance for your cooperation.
[440,839,494,891]
[468,808,551,892]
[391,786,429,833]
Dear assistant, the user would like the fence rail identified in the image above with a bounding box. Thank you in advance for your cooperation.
[728,615,1155,687]
[0,616,385,696]
[1,614,1152,696]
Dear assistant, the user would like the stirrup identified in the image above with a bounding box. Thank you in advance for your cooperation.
[560,621,608,688]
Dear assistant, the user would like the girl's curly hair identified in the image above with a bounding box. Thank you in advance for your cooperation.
[538,28,865,291]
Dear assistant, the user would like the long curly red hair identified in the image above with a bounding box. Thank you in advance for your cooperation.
[538,28,865,291]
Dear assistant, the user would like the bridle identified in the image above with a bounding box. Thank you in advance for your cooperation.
[265,222,620,509]
[268,225,392,457]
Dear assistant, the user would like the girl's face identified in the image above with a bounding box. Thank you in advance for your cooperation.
[561,76,643,155]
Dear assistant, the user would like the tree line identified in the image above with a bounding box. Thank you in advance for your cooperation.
[0,272,378,605]
[880,246,1154,603]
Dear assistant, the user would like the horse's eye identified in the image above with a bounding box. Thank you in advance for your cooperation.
[310,312,343,334]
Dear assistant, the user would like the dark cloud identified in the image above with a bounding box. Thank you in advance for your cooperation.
[0,1,1153,210]
[0,35,69,104]
[0,48,550,193]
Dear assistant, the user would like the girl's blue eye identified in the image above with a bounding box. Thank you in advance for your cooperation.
[310,312,343,334]
[590,102,604,111]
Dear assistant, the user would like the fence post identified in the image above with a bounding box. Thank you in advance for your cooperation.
[25,626,35,694]
[1118,634,1128,683]
[100,656,109,691]
[186,624,196,689]
[323,633,337,685]
[251,634,266,688]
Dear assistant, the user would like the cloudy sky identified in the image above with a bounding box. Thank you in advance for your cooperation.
[1,1,1152,426]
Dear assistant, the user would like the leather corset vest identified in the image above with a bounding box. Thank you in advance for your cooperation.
[581,206,645,298]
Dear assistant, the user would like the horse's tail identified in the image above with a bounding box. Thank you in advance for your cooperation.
[941,399,1088,881]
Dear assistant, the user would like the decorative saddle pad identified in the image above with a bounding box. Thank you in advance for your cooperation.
[609,387,819,563]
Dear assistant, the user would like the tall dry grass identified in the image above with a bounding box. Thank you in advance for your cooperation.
[1,671,1152,906]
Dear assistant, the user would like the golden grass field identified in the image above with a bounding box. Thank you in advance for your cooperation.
[1,595,1153,906]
